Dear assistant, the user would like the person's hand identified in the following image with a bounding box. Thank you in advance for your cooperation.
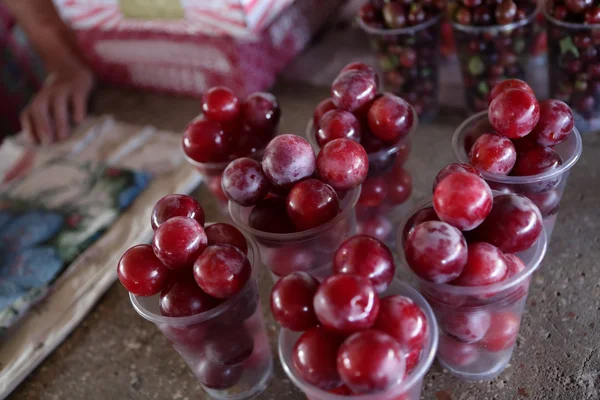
[21,61,95,145]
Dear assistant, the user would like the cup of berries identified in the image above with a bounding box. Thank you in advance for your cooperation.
[182,87,281,216]
[544,0,600,133]
[452,79,583,239]
[275,235,438,400]
[398,165,547,381]
[120,195,272,399]
[226,132,367,279]
[357,0,444,120]
[449,0,539,112]
[307,63,417,246]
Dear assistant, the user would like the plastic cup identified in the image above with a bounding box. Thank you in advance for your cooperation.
[452,8,538,113]
[229,187,360,280]
[397,196,547,381]
[130,232,272,400]
[544,6,600,133]
[358,15,442,121]
[305,109,417,247]
[183,156,232,217]
[452,111,582,239]
[278,277,438,400]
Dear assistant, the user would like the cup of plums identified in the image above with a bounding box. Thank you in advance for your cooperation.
[224,131,368,279]
[272,235,438,400]
[307,63,417,246]
[449,0,539,113]
[452,79,583,238]
[182,87,281,217]
[120,195,272,399]
[398,166,548,381]
[358,0,444,120]
[544,0,600,133]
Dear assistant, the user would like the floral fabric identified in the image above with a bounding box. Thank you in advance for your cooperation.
[0,156,151,334]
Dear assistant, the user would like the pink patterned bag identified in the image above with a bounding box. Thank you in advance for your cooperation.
[54,0,345,98]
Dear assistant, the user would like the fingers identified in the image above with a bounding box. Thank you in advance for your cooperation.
[28,93,55,145]
[52,89,70,140]
[71,85,88,124]
[20,110,40,145]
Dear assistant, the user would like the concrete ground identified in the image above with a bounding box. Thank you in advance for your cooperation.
[8,83,600,400]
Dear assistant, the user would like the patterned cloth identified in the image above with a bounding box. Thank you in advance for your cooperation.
[0,145,151,334]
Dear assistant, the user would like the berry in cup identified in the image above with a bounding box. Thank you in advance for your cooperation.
[432,163,481,191]
[227,132,367,235]
[221,158,269,207]
[292,327,344,390]
[152,216,208,269]
[202,86,241,123]
[333,235,395,293]
[309,63,417,244]
[374,295,429,353]
[452,242,508,287]
[358,0,444,120]
[272,236,431,396]
[403,165,545,377]
[462,81,575,219]
[468,133,517,175]
[337,330,406,394]
[286,179,340,231]
[183,87,280,213]
[262,134,316,190]
[117,245,170,296]
[547,0,600,131]
[433,171,493,231]
[248,196,295,234]
[313,274,380,334]
[151,194,205,230]
[205,222,248,254]
[488,89,540,139]
[316,110,362,146]
[270,272,320,332]
[471,194,543,253]
[450,0,538,112]
[316,138,369,191]
[404,220,468,283]
[159,272,220,318]
[193,244,251,299]
[119,195,268,394]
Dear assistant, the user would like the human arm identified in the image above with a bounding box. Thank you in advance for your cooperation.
[3,0,95,144]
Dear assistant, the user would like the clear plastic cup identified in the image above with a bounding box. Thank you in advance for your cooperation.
[130,232,272,400]
[229,187,360,280]
[358,15,442,121]
[183,156,231,217]
[544,6,600,133]
[452,111,582,239]
[397,196,547,381]
[305,110,417,247]
[278,277,438,400]
[452,8,538,113]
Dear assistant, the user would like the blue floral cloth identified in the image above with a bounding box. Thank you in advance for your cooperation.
[0,161,151,334]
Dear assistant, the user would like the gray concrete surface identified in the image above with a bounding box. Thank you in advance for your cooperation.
[8,82,600,400]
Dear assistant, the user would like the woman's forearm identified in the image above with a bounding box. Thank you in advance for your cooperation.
[3,0,86,71]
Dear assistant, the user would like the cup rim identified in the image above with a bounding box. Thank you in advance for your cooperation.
[357,12,442,35]
[396,194,548,297]
[452,111,583,184]
[277,279,439,399]
[229,185,361,243]
[450,4,539,33]
[543,2,600,29]
[183,151,231,171]
[129,224,261,326]
[305,106,419,163]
